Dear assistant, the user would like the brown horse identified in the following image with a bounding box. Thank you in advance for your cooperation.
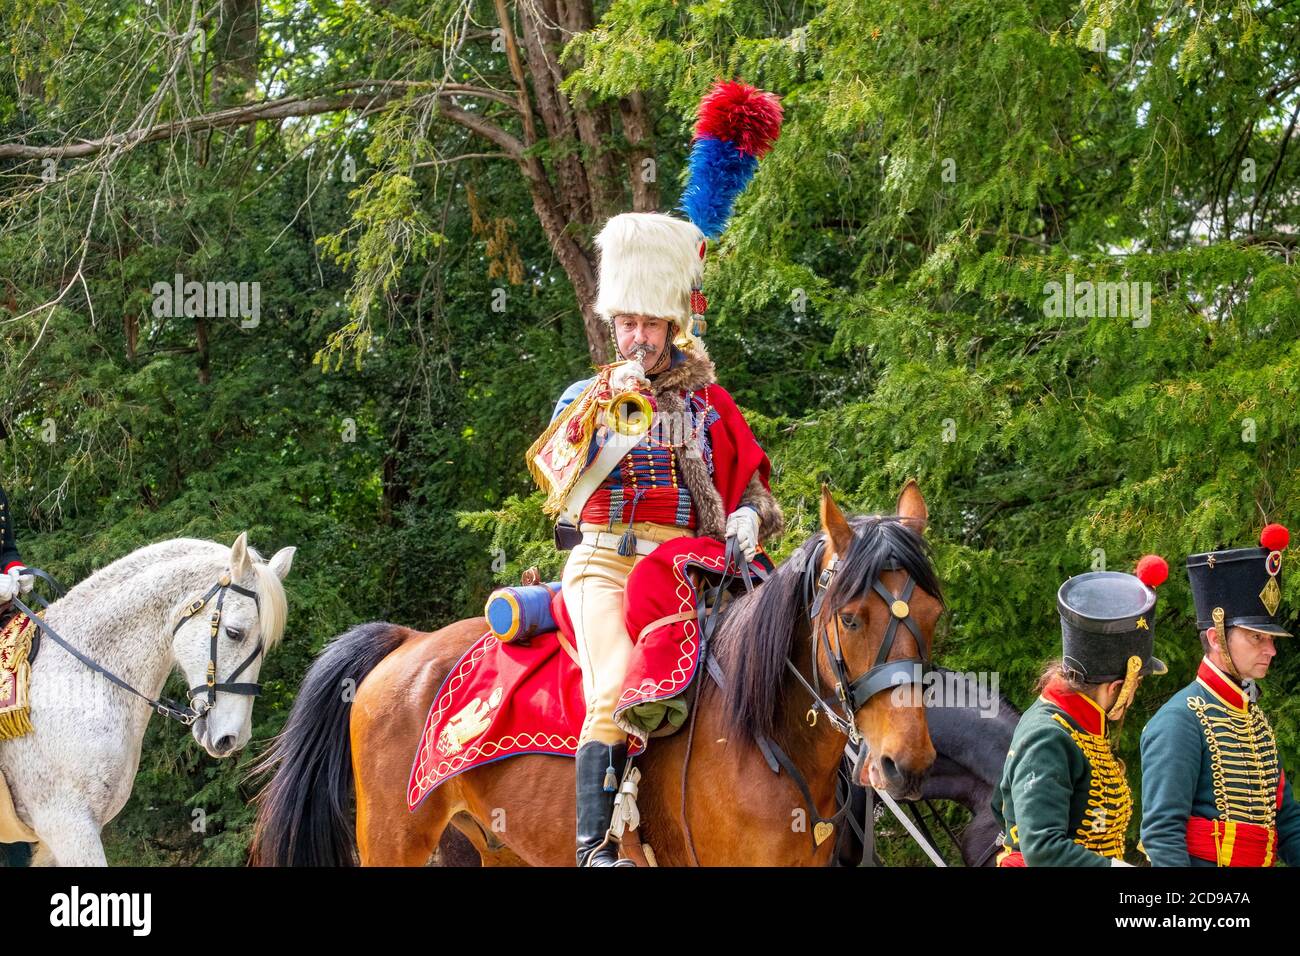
[250,483,944,866]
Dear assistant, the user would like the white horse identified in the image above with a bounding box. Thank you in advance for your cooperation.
[0,532,293,865]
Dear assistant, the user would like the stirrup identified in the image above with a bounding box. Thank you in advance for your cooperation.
[580,832,635,867]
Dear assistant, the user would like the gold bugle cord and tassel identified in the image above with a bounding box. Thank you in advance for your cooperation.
[524,361,655,517]
[1107,655,1143,720]
[1212,606,1244,681]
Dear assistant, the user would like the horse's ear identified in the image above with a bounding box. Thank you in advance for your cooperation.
[267,546,296,581]
[819,484,854,558]
[230,531,252,578]
[896,479,928,532]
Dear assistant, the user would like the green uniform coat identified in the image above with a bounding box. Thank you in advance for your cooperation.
[1140,656,1300,866]
[992,682,1132,866]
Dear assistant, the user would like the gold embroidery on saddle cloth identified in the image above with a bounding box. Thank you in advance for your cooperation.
[1186,695,1281,827]
[0,612,35,740]
[1051,713,1132,858]
[436,686,504,757]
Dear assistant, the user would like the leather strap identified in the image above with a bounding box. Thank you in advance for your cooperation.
[696,526,937,860]
[11,594,200,725]
[561,419,645,524]
[11,568,267,727]
[554,630,581,667]
[8,567,65,664]
[704,635,847,851]
[637,610,698,644]
[22,567,65,598]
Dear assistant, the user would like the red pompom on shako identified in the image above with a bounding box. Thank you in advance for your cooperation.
[1135,554,1169,588]
[693,80,784,158]
[1261,523,1290,552]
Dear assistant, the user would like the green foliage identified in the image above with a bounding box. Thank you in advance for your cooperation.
[2,0,1299,865]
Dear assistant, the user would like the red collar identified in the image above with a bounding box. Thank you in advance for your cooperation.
[1041,678,1107,736]
[1197,657,1248,711]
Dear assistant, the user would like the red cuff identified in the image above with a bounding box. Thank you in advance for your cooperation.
[2,562,23,574]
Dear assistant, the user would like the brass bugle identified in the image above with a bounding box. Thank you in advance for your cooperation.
[605,389,653,437]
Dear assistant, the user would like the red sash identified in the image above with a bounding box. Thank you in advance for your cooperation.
[1185,816,1277,867]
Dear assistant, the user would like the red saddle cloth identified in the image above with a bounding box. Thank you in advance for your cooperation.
[406,536,742,810]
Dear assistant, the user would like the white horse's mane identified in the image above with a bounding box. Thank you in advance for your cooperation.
[63,537,288,649]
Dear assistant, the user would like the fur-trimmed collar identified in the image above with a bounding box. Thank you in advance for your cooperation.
[648,346,715,396]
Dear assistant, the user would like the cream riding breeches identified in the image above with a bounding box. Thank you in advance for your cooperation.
[562,521,689,746]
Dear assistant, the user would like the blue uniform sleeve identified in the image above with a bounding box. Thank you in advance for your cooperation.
[551,377,596,424]
[1139,703,1201,866]
[1276,770,1300,866]
[0,484,22,572]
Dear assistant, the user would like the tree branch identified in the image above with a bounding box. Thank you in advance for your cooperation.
[0,83,520,161]
[436,102,526,160]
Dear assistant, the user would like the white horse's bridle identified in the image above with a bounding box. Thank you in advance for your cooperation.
[11,568,265,726]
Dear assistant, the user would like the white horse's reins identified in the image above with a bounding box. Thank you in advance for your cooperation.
[9,568,265,727]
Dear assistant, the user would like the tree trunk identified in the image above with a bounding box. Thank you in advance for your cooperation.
[620,91,660,212]
[492,0,614,365]
[212,0,259,104]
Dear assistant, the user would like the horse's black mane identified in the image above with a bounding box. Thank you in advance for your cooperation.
[715,514,944,745]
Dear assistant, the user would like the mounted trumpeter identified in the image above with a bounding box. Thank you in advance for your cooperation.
[254,82,967,871]
[525,80,786,867]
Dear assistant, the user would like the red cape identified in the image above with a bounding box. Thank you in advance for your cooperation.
[700,383,772,511]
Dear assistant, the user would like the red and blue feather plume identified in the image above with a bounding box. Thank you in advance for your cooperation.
[680,80,784,240]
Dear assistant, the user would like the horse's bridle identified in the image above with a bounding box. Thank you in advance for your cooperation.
[12,568,265,727]
[786,534,933,745]
[173,571,266,720]
[685,530,935,861]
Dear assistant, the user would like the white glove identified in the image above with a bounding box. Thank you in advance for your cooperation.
[0,570,17,603]
[15,569,32,596]
[1110,858,1134,867]
[608,360,649,393]
[725,507,760,561]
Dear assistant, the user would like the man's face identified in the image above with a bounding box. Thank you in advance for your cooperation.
[613,314,671,367]
[1221,626,1279,680]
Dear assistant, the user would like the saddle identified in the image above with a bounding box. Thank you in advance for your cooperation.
[0,610,35,740]
[406,536,769,810]
[0,609,37,844]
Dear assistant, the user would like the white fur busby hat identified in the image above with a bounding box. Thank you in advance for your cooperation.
[594,212,706,350]
[591,83,784,355]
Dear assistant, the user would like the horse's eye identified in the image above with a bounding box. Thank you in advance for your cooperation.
[225,626,246,643]
[838,613,860,630]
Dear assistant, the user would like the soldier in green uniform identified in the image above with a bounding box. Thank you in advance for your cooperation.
[993,555,1169,866]
[1140,523,1300,867]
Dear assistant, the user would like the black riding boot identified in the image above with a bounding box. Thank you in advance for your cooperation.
[575,741,635,867]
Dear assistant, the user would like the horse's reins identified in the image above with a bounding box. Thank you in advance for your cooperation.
[9,568,265,727]
[683,528,933,861]
[679,535,760,865]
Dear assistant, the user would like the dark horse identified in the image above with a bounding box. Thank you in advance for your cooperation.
[252,483,949,866]
[833,668,1020,866]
